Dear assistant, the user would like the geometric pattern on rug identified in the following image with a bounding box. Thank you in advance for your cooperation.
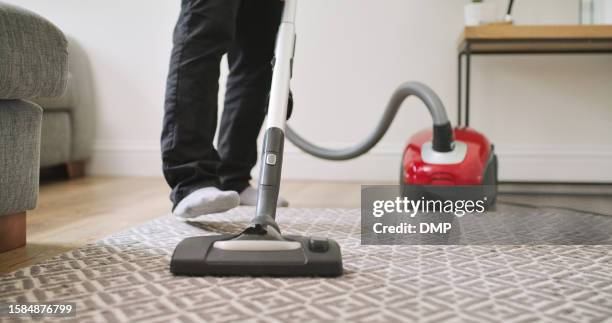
[1,206,611,322]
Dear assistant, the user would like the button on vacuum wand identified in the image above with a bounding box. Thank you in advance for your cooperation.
[266,153,277,165]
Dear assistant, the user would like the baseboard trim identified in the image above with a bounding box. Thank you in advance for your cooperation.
[89,140,612,182]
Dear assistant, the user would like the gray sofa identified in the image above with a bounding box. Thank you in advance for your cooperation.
[0,2,68,252]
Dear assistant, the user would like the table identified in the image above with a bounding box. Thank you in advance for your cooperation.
[457,24,612,127]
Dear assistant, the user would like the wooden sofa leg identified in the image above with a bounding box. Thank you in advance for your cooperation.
[0,212,26,253]
[66,160,86,179]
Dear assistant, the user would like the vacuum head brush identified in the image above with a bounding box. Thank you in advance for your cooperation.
[170,233,343,277]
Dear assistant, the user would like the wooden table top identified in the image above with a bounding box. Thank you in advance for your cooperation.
[458,24,612,53]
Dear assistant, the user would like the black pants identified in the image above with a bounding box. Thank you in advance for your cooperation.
[161,0,283,207]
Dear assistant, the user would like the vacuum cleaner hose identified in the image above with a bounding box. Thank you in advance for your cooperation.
[285,81,454,160]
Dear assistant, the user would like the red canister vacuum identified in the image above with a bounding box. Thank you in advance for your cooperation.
[400,126,497,204]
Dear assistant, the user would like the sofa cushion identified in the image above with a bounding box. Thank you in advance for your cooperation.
[0,100,42,216]
[0,3,68,99]
[40,111,71,167]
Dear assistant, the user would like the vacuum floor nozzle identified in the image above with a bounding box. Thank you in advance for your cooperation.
[170,234,343,277]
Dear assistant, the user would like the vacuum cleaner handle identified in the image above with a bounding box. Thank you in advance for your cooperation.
[252,0,297,226]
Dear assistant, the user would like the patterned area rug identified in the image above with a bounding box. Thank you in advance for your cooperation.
[1,206,611,322]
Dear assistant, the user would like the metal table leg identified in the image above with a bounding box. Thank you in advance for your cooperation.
[465,43,471,127]
[457,51,463,127]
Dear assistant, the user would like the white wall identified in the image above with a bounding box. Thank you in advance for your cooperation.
[8,0,612,182]
[601,0,612,23]
[585,0,612,23]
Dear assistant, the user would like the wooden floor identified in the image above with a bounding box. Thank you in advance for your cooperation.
[1,177,611,273]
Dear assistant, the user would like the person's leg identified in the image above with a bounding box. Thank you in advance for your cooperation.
[162,0,241,215]
[217,0,288,206]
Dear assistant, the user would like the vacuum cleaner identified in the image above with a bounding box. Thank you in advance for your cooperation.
[171,0,497,277]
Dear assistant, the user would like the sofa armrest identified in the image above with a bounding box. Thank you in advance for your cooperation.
[0,3,68,99]
[0,100,43,216]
